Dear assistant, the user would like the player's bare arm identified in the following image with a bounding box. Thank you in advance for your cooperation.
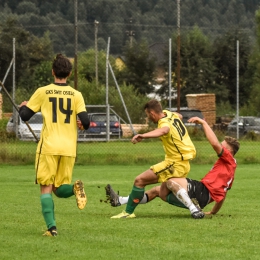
[188,116,222,155]
[19,101,28,107]
[131,126,169,144]
[204,198,225,215]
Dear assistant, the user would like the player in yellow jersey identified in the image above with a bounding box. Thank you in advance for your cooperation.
[19,54,90,236]
[111,99,197,219]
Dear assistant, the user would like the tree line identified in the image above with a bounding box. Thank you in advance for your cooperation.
[0,0,258,55]
[1,0,260,123]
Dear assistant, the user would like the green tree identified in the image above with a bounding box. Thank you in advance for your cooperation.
[243,9,260,115]
[77,79,149,124]
[108,83,150,123]
[16,1,39,15]
[77,48,118,86]
[0,17,53,109]
[168,26,219,106]
[118,39,156,95]
[213,28,253,108]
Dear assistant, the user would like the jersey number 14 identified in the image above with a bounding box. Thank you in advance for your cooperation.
[49,97,73,123]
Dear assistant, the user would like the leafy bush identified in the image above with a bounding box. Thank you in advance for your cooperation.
[0,118,17,142]
[0,118,8,130]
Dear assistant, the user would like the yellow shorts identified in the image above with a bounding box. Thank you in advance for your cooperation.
[150,160,190,183]
[35,153,75,187]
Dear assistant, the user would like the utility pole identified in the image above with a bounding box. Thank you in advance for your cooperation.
[13,38,17,136]
[236,40,239,139]
[94,20,99,86]
[177,0,181,112]
[169,38,172,109]
[126,18,135,47]
[74,0,78,90]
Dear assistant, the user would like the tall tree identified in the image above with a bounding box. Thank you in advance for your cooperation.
[118,39,156,95]
[244,9,260,115]
[77,48,119,87]
[213,28,252,108]
[169,26,219,106]
[0,18,53,94]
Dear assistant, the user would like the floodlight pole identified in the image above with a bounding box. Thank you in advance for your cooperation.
[74,0,78,90]
[106,37,111,141]
[176,0,181,112]
[13,38,18,136]
[94,20,99,86]
[169,38,172,109]
[126,18,135,47]
[236,40,239,139]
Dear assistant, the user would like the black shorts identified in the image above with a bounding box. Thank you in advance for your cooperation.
[187,178,210,209]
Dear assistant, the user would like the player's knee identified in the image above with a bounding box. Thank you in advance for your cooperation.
[134,177,141,187]
[166,179,180,193]
[134,175,146,187]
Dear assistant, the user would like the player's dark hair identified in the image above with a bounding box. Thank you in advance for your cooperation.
[144,99,162,114]
[52,53,72,79]
[225,136,240,155]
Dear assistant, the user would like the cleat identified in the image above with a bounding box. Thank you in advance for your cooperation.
[105,184,121,207]
[105,184,111,197]
[111,210,136,219]
[74,180,87,210]
[191,210,205,219]
[43,227,58,237]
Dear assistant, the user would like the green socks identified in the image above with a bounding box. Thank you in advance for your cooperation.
[55,184,74,198]
[126,186,145,214]
[167,193,187,209]
[40,193,56,229]
[40,185,74,230]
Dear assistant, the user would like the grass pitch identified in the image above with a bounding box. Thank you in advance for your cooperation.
[0,164,259,260]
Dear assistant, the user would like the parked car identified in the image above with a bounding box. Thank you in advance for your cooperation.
[166,107,204,128]
[6,112,43,140]
[227,116,260,136]
[78,113,122,139]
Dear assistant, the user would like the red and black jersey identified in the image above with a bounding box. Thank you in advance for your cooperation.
[201,147,237,203]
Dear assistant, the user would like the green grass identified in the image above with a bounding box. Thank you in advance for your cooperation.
[1,139,260,165]
[0,164,259,260]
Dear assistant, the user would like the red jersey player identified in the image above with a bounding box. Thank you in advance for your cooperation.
[165,116,240,218]
[106,116,240,219]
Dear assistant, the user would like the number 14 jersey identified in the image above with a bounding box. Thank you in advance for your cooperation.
[26,83,86,157]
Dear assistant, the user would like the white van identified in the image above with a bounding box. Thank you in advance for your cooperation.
[6,112,43,140]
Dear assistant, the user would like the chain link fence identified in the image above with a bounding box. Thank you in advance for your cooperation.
[0,0,260,166]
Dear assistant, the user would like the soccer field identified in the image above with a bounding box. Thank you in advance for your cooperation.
[0,164,259,260]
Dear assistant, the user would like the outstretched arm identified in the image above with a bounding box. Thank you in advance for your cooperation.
[131,126,169,144]
[204,198,225,215]
[188,117,222,155]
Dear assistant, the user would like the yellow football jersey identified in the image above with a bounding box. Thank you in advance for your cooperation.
[26,83,86,157]
[159,110,196,161]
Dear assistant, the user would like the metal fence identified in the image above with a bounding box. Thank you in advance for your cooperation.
[0,0,260,166]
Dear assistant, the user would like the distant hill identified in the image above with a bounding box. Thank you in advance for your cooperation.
[0,0,258,55]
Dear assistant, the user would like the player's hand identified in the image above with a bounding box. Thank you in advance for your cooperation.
[19,101,28,107]
[77,119,84,130]
[204,211,214,215]
[131,134,143,144]
[188,116,204,125]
